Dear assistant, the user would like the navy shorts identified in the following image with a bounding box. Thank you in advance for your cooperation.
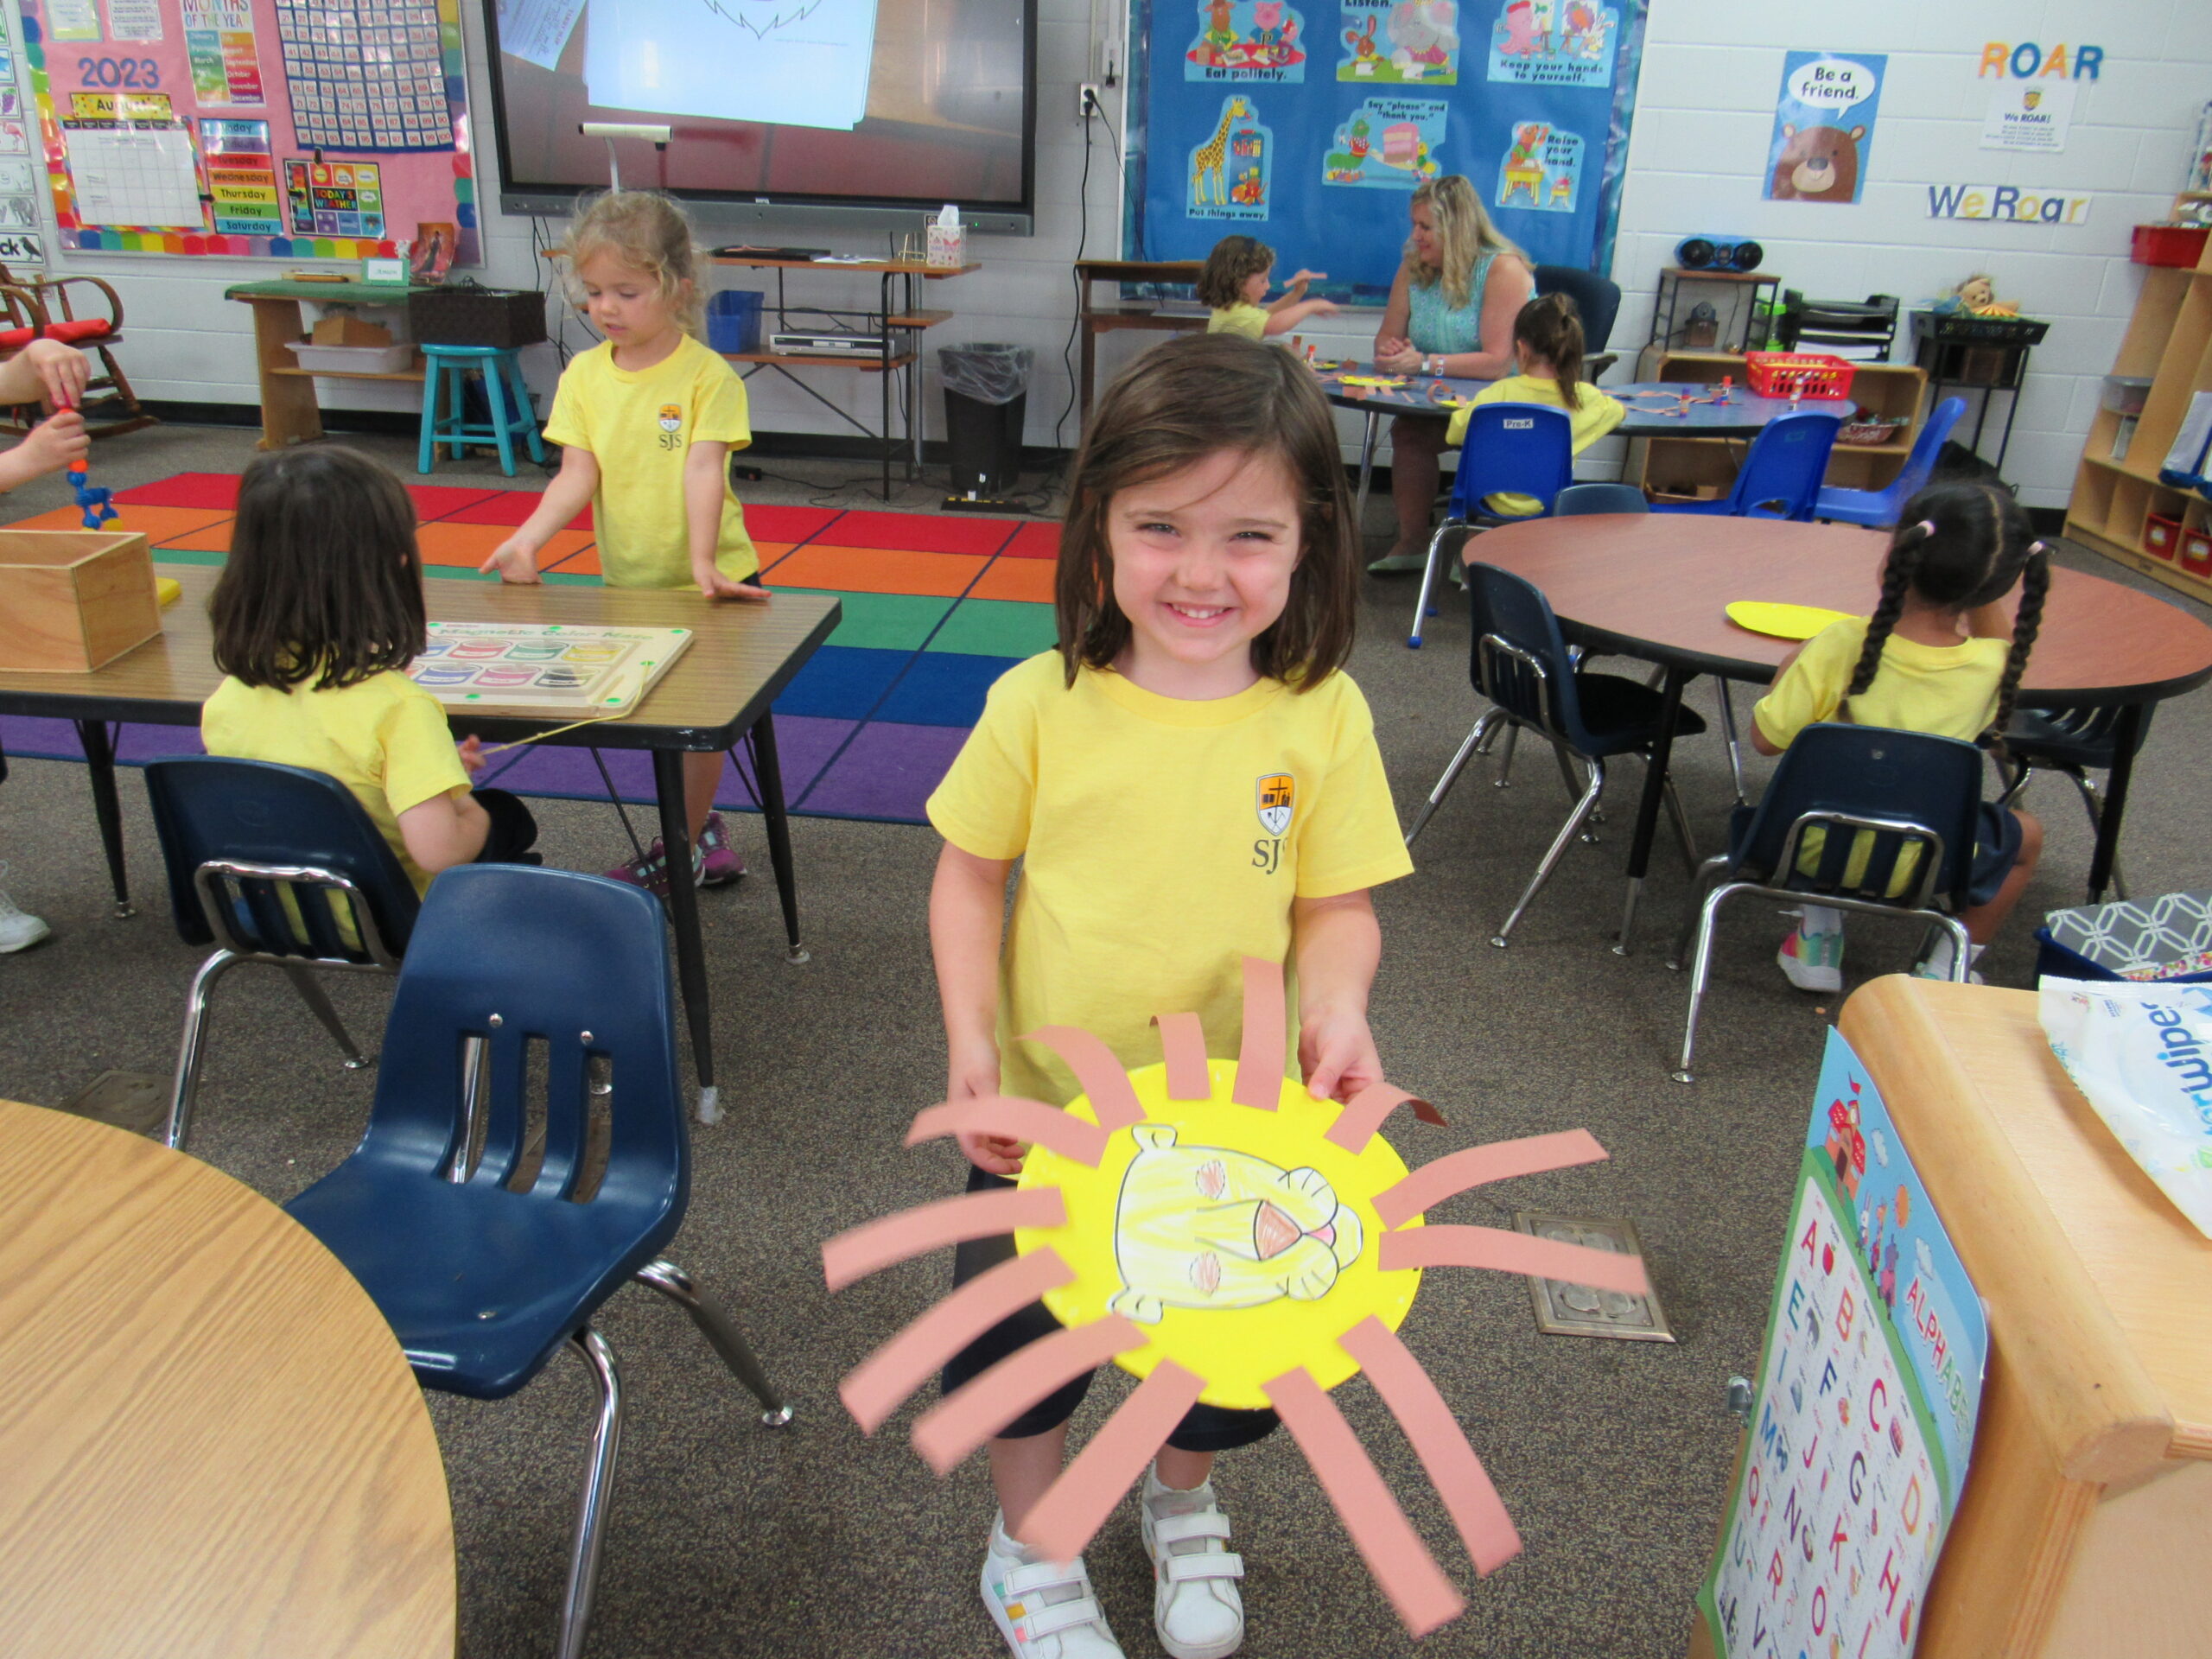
[940,1164,1281,1452]
[1965,799,2024,908]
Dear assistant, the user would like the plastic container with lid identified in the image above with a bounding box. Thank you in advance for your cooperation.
[2102,374,2154,416]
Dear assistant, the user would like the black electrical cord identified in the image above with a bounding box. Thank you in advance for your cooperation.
[1056,99,1096,449]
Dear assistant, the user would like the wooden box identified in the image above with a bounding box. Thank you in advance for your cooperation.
[0,530,161,671]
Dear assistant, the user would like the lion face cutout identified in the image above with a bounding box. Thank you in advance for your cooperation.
[1108,1124,1365,1324]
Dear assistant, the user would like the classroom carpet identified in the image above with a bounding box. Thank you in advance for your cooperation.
[0,474,1064,825]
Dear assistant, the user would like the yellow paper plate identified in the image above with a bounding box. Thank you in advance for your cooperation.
[1726,601,1855,640]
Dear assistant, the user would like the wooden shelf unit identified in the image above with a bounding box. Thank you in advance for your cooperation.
[2064,232,2212,602]
[1626,350,1927,503]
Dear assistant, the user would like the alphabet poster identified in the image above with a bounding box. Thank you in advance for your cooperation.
[1766,48,1884,205]
[1134,0,1649,296]
[1697,1029,1986,1659]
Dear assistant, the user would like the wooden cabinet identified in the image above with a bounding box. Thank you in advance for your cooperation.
[2063,229,2212,602]
[1626,349,1927,504]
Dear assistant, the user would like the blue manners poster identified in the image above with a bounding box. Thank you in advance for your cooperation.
[1128,0,1649,299]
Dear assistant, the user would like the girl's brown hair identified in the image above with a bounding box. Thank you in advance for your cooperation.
[1404,174,1523,310]
[1515,292,1585,411]
[1846,481,2050,751]
[209,447,426,690]
[563,188,703,336]
[1056,333,1357,690]
[1198,234,1275,309]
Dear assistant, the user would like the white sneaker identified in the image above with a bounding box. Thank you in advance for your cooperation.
[1141,1470,1246,1659]
[1913,936,1986,985]
[0,865,50,954]
[980,1512,1124,1659]
[1775,912,1842,994]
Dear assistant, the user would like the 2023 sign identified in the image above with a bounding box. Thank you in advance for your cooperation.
[77,57,162,90]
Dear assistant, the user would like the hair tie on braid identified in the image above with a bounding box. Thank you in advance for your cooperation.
[1905,518,1936,543]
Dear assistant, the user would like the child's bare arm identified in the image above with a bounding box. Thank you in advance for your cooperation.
[1263,297,1341,334]
[481,445,599,582]
[397,786,491,874]
[0,409,86,490]
[931,841,1020,1172]
[683,440,766,600]
[1292,889,1382,1103]
[0,340,90,410]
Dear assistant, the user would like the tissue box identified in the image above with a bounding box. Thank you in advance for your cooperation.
[926,221,967,269]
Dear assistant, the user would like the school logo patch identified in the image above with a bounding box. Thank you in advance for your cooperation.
[657,404,683,432]
[1255,772,1294,836]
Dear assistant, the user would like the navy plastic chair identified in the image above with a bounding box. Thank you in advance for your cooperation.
[1999,702,2155,900]
[1816,397,1967,528]
[1411,403,1573,649]
[1532,264,1623,378]
[145,756,423,1150]
[1408,563,1704,947]
[1652,409,1841,521]
[1668,724,1982,1082]
[284,865,789,1659]
[1554,482,1646,516]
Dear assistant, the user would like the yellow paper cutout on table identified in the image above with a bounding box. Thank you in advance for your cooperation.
[154,576,181,607]
[1726,601,1858,641]
[1338,374,1408,390]
[1017,1060,1420,1409]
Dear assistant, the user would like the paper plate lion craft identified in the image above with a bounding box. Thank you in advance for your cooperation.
[821,957,1649,1637]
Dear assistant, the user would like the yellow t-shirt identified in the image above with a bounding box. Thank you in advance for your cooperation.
[926,653,1414,1106]
[1208,303,1268,340]
[1445,373,1626,517]
[543,334,759,588]
[201,669,470,897]
[1751,617,2009,894]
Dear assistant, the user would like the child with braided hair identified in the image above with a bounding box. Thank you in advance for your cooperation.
[1750,481,2048,988]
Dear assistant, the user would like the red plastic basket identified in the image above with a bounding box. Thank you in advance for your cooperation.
[1744,352,1857,402]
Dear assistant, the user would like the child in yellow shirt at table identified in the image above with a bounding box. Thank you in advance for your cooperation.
[482,189,766,894]
[1444,292,1623,516]
[1198,234,1338,340]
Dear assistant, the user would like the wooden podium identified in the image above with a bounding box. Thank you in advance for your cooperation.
[1692,977,2212,1658]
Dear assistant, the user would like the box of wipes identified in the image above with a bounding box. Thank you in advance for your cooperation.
[2041,976,2212,1238]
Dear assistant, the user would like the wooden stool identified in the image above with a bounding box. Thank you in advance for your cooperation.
[417,345,545,476]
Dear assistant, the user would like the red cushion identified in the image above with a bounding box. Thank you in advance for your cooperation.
[0,318,113,350]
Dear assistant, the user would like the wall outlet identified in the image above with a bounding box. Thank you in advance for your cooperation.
[1078,82,1102,121]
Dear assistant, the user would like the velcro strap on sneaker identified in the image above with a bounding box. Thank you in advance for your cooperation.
[1001,1560,1091,1599]
[1165,1550,1245,1584]
[1153,1510,1233,1547]
[1024,1595,1109,1639]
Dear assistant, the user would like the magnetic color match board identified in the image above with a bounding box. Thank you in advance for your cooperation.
[408,622,690,715]
[16,0,477,260]
[1125,0,1649,300]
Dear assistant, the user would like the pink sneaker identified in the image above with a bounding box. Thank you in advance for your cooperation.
[697,810,746,887]
[604,838,705,896]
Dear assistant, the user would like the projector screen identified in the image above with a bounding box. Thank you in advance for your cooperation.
[484,0,1037,230]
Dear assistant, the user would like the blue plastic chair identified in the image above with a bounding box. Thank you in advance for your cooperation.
[1668,724,1982,1081]
[418,343,547,477]
[1554,482,1646,516]
[284,865,790,1657]
[1815,397,1967,527]
[144,756,424,1150]
[1999,702,2155,900]
[1408,562,1705,947]
[1652,409,1841,520]
[1410,403,1573,649]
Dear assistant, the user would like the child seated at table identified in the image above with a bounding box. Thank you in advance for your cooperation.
[202,448,539,897]
[1198,234,1338,340]
[1444,292,1623,517]
[1752,481,2048,989]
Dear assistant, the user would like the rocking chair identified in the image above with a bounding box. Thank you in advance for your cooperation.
[0,264,157,436]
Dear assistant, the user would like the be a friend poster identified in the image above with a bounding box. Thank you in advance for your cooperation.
[1766,49,1884,204]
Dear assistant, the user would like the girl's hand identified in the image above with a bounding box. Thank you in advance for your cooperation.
[948,1039,1024,1173]
[23,340,91,411]
[480,537,543,583]
[456,734,486,776]
[695,565,772,601]
[1374,340,1423,374]
[1285,268,1325,289]
[1308,299,1343,319]
[15,408,88,479]
[1300,1006,1384,1104]
[957,1129,1027,1177]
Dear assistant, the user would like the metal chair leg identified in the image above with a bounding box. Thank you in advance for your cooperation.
[1406,709,1497,846]
[1714,681,1748,805]
[1998,757,2032,810]
[1494,758,1605,947]
[167,949,243,1149]
[1491,723,1521,788]
[557,1326,625,1659]
[1669,855,1730,970]
[635,1257,793,1427]
[1672,880,1751,1084]
[1408,524,1449,649]
[1551,742,1599,842]
[1662,774,1700,877]
[279,963,367,1071]
[1938,914,1975,983]
[2068,771,2126,901]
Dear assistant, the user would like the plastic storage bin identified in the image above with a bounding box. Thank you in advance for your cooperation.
[1743,351,1855,401]
[2183,529,2212,577]
[2145,512,2183,558]
[2130,224,2210,267]
[2102,374,2154,416]
[286,340,416,373]
[707,290,765,355]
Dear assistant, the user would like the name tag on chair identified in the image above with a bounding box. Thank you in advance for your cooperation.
[1503,417,1535,430]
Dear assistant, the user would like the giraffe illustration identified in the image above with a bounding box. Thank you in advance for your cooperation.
[1191,98,1250,208]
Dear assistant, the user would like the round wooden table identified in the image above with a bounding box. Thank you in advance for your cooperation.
[1471,516,2212,931]
[0,1098,455,1657]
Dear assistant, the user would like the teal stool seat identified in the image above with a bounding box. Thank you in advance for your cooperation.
[417,345,546,476]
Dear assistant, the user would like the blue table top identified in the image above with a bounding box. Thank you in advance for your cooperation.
[1313,363,1808,438]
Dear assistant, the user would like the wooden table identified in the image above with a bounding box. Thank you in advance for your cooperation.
[1472,516,2212,939]
[1829,979,2212,1657]
[709,256,979,499]
[224,279,431,452]
[1074,259,1206,422]
[0,1096,454,1656]
[0,564,840,1115]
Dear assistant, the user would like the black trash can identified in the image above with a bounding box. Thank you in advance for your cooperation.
[939,343,1033,496]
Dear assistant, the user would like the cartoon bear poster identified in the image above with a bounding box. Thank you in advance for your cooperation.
[1321,95,1446,188]
[1765,49,1885,205]
[1338,0,1459,85]
[1187,0,1309,83]
[1188,95,1274,219]
[1486,0,1617,87]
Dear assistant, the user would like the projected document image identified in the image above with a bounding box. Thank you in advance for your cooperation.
[586,0,879,132]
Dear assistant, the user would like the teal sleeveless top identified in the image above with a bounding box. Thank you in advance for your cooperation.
[1407,251,1497,355]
